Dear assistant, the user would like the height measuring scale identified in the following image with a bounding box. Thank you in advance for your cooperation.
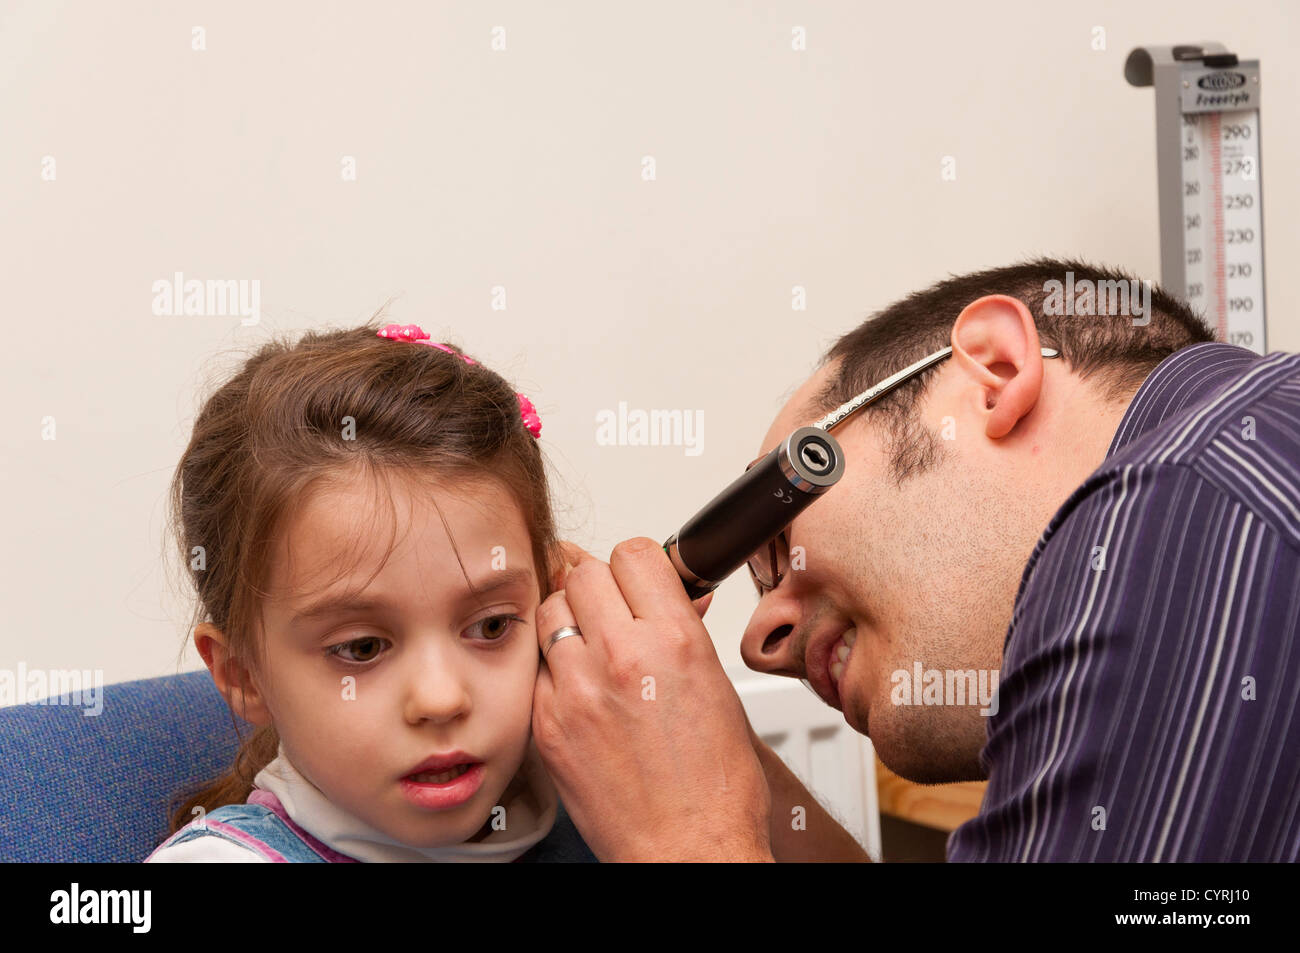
[1125,44,1267,354]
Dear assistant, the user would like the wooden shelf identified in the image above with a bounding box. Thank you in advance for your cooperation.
[874,754,987,832]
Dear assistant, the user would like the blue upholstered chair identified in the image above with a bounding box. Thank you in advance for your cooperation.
[0,670,596,862]
[0,670,252,862]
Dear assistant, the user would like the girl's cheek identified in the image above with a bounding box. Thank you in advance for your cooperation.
[515,638,541,680]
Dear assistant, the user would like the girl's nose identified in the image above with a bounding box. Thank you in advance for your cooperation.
[402,643,472,724]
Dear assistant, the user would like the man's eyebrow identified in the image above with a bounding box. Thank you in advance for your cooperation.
[289,567,536,627]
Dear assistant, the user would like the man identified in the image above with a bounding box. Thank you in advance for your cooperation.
[533,257,1300,862]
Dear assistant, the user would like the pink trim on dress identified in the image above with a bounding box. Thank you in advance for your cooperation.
[246,788,360,863]
[142,818,290,862]
[204,820,290,862]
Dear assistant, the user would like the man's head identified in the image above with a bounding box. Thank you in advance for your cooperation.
[739,257,1215,783]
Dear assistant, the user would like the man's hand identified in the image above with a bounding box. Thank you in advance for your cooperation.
[533,537,773,862]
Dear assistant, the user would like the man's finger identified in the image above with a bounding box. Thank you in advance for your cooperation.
[608,536,700,625]
[531,660,557,754]
[563,556,635,650]
[692,591,714,618]
[559,539,596,566]
[550,539,598,591]
[535,589,587,670]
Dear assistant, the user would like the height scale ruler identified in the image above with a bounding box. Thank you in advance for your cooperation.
[1125,43,1267,354]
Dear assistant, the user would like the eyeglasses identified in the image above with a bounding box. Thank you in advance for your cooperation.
[745,344,1061,596]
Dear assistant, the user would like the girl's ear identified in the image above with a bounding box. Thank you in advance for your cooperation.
[194,622,273,727]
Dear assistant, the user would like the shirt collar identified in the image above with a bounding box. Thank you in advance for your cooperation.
[1106,341,1264,460]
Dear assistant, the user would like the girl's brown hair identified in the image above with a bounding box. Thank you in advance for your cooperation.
[164,314,559,833]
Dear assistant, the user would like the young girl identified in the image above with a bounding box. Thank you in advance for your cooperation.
[146,319,594,862]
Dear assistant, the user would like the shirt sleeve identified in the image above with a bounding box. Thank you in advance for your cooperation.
[145,834,272,863]
[947,462,1300,862]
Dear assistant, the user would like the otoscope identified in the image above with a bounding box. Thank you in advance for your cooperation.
[662,425,844,599]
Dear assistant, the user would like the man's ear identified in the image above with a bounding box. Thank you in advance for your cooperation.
[194,622,273,727]
[950,294,1046,440]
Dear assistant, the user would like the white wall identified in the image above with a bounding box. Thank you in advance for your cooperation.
[2,0,1297,687]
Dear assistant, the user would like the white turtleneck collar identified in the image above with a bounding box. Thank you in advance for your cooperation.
[251,741,559,863]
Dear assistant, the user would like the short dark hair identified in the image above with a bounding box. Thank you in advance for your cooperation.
[809,256,1216,485]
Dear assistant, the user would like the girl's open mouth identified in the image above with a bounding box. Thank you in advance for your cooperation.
[399,762,486,810]
[407,763,475,785]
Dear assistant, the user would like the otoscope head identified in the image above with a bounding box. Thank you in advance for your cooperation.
[663,426,845,599]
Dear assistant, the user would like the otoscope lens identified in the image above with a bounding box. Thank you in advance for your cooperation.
[796,435,836,475]
[801,443,830,472]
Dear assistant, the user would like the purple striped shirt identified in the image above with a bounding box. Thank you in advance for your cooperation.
[947,342,1300,862]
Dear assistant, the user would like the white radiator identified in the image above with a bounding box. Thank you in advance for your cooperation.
[730,668,882,862]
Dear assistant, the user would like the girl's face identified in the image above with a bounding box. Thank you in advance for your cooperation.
[253,469,543,848]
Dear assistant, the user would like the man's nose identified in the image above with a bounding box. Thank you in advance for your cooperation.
[739,597,803,678]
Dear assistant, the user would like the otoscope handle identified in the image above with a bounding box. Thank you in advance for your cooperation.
[662,425,844,600]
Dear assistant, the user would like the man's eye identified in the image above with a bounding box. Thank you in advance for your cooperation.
[466,614,524,642]
[325,636,388,664]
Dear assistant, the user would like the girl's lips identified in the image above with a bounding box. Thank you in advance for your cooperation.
[399,762,486,810]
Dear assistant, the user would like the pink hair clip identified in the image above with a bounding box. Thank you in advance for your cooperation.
[517,393,541,439]
[377,323,476,364]
[377,323,540,439]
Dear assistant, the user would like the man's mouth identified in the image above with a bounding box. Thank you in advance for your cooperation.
[805,623,856,709]
[829,628,857,690]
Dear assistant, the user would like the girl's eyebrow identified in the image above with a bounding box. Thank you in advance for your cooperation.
[290,567,535,628]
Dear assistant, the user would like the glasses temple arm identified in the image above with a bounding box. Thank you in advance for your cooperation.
[815,346,1060,432]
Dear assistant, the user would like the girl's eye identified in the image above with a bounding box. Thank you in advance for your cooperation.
[466,614,525,642]
[325,635,388,664]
